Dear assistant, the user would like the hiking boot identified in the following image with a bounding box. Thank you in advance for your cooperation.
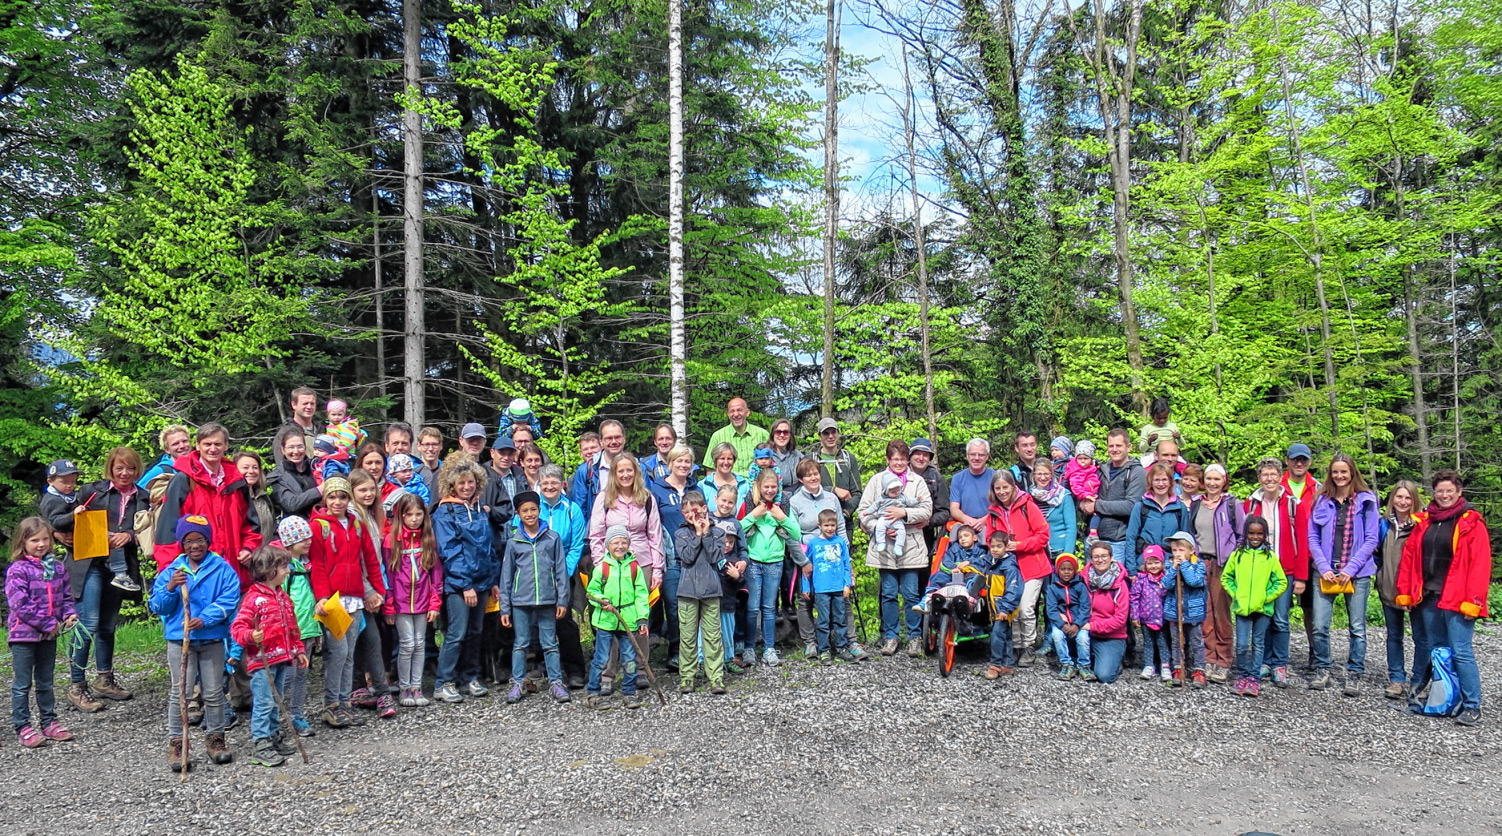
[506,682,525,704]
[1079,668,1099,683]
[340,706,366,726]
[710,683,727,695]
[292,716,315,737]
[879,639,899,656]
[376,694,397,718]
[586,694,612,711]
[984,665,1014,680]
[1190,670,1208,689]
[206,732,234,764]
[465,680,490,698]
[110,573,142,593]
[622,693,644,709]
[1207,665,1228,684]
[1140,665,1155,680]
[188,700,204,727]
[549,682,571,703]
[1456,708,1482,727]
[322,705,349,728]
[17,725,44,748]
[1341,674,1362,697]
[1057,665,1076,681]
[905,638,923,658]
[679,682,694,694]
[168,737,190,772]
[67,683,103,713]
[250,738,285,767]
[1384,681,1407,700]
[1271,666,1291,688]
[761,649,781,667]
[849,643,871,662]
[1016,650,1036,668]
[1309,670,1332,691]
[92,672,133,701]
[350,687,376,708]
[600,675,616,695]
[834,648,858,664]
[435,683,463,704]
[40,720,73,741]
[665,657,680,673]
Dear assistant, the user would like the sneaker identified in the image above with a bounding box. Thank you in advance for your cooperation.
[271,732,297,756]
[905,638,924,658]
[506,682,525,704]
[67,683,104,713]
[1341,674,1362,697]
[1168,670,1184,687]
[376,694,397,718]
[761,649,781,667]
[110,573,142,593]
[249,738,285,767]
[40,720,73,741]
[566,674,587,690]
[321,706,349,728]
[92,671,133,701]
[435,683,463,704]
[586,694,611,711]
[804,643,818,658]
[849,643,872,662]
[679,682,694,694]
[1309,670,1332,690]
[465,680,490,698]
[984,665,1014,679]
[398,689,417,708]
[292,716,315,737]
[710,683,727,695]
[1258,663,1271,681]
[911,601,925,614]
[819,652,834,665]
[339,706,366,726]
[1139,665,1155,680]
[879,639,899,656]
[1207,665,1228,684]
[1057,665,1076,681]
[1016,650,1036,668]
[622,693,643,709]
[1456,707,1482,727]
[833,648,858,664]
[1190,670,1208,689]
[1230,677,1248,697]
[1384,681,1407,700]
[1272,666,1291,688]
[1246,678,1261,697]
[413,689,431,707]
[206,732,234,764]
[1159,665,1173,682]
[549,682,571,703]
[349,687,375,708]
[168,737,190,772]
[737,655,754,671]
[17,725,44,748]
[726,662,746,675]
[1079,668,1099,683]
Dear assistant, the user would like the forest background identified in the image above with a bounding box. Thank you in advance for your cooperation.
[3,0,1500,553]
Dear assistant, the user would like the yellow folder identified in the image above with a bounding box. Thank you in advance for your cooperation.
[73,510,110,560]
[316,594,354,639]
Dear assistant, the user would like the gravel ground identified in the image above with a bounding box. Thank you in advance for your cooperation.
[2,630,1498,836]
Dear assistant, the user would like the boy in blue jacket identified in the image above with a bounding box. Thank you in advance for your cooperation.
[915,524,992,613]
[499,491,571,706]
[1045,553,1094,680]
[1162,531,1208,688]
[149,515,243,772]
[985,532,1023,679]
[801,509,854,663]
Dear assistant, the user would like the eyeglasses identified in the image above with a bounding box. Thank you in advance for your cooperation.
[774,429,791,436]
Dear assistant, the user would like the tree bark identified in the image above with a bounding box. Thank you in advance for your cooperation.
[402,0,426,428]
[820,0,840,419]
[668,0,687,438]
[373,189,387,418]
[901,50,936,447]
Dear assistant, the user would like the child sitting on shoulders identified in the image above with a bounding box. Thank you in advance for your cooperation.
[801,509,854,664]
[1162,531,1208,688]
[585,526,651,710]
[231,545,309,767]
[497,397,543,440]
[1221,516,1287,698]
[385,454,432,505]
[5,516,79,747]
[915,524,991,613]
[325,399,368,452]
[1045,553,1093,681]
[311,436,351,486]
[983,531,1023,679]
[1132,545,1172,682]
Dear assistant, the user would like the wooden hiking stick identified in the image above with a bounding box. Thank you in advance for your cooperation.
[597,599,666,706]
[179,584,192,783]
[1175,567,1188,687]
[270,678,309,764]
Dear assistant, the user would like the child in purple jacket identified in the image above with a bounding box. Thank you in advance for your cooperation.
[5,516,79,747]
[1131,544,1171,682]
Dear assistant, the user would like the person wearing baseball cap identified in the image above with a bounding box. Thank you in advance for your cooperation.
[458,422,488,457]
[907,438,950,555]
[811,417,861,518]
[1162,531,1208,687]
[1281,441,1321,670]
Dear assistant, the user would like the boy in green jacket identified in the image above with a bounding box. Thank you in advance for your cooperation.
[585,525,650,710]
[1221,515,1288,698]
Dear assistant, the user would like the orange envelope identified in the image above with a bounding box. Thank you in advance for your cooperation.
[73,510,110,560]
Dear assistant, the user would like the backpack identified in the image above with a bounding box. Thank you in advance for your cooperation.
[1420,646,1464,718]
[598,559,640,586]
[133,471,176,555]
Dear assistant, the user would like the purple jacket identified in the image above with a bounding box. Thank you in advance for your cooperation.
[1308,491,1380,578]
[1130,570,1167,629]
[5,556,78,642]
[1188,494,1245,565]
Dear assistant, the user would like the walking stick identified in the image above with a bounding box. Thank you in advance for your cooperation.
[600,601,666,706]
[1175,566,1188,687]
[271,679,309,764]
[179,584,192,783]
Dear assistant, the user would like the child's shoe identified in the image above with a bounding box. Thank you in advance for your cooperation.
[761,648,781,667]
[1190,670,1208,689]
[223,704,239,730]
[249,738,285,767]
[678,682,694,694]
[506,682,525,704]
[586,694,611,711]
[1258,663,1271,680]
[549,682,572,703]
[292,716,315,737]
[17,725,44,748]
[1271,666,1291,688]
[40,721,73,741]
[984,665,1014,679]
[1159,664,1173,682]
[804,642,818,658]
[109,573,142,593]
[339,706,366,726]
[1057,665,1076,681]
[350,687,376,708]
[271,732,298,757]
[398,689,416,707]
[1309,670,1332,690]
[322,705,349,728]
[849,643,872,662]
[168,737,189,772]
[833,648,858,664]
[435,683,463,704]
[1139,665,1154,680]
[206,732,234,764]
[376,694,397,718]
[1246,678,1261,697]
[622,693,644,709]
[1167,669,1184,687]
[1079,668,1099,683]
[819,652,834,665]
[726,661,746,675]
[710,683,727,695]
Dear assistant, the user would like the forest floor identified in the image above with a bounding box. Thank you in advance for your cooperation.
[0,626,1497,836]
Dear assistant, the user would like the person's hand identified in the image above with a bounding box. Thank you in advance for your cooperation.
[769,506,787,521]
[385,614,395,626]
[296,653,309,669]
[1335,573,1351,586]
[728,565,742,580]
[60,615,78,632]
[168,570,188,591]
[364,591,383,611]
[492,585,501,601]
[108,531,131,549]
[637,625,649,637]
[886,528,898,541]
[238,548,252,564]
[957,561,970,571]
[694,516,711,536]
[842,587,851,600]
[1321,571,1338,584]
[1293,580,1306,595]
[1172,553,1184,566]
[55,531,74,547]
[801,591,811,601]
[185,617,205,631]
[1082,622,1092,632]
[463,588,478,607]
[1132,619,1141,629]
[251,628,265,644]
[801,564,812,578]
[427,610,438,623]
[556,605,567,619]
[834,487,851,501]
[500,614,512,628]
[884,507,905,522]
[315,599,328,618]
[749,503,767,518]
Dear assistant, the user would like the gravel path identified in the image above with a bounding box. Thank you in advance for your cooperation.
[3,631,1498,835]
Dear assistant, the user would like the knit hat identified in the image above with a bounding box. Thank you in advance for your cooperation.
[320,476,352,497]
[314,435,339,455]
[512,490,541,511]
[507,398,531,416]
[326,398,347,413]
[175,514,213,545]
[1142,544,1165,564]
[388,453,415,473]
[1054,553,1079,573]
[277,516,313,546]
[604,524,630,546]
[1075,439,1096,459]
[1050,436,1074,457]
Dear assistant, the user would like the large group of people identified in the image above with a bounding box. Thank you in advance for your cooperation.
[4,391,1493,768]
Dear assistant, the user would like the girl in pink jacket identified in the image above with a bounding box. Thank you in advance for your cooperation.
[382,493,444,707]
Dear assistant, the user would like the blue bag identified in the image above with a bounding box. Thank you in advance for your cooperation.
[1420,646,1463,718]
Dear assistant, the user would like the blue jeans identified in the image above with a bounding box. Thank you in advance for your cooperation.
[71,564,124,683]
[1140,624,1170,669]
[1416,601,1483,709]
[437,591,485,686]
[1048,625,1091,667]
[1266,574,1295,670]
[814,592,848,653]
[10,640,57,731]
[1408,597,1438,692]
[746,561,782,654]
[1383,604,1412,684]
[511,605,562,684]
[662,560,682,650]
[1312,575,1370,675]
[1105,538,1129,569]
[1234,613,1271,679]
[879,568,923,641]
[587,630,638,695]
[720,610,737,664]
[1091,637,1126,683]
[249,663,289,740]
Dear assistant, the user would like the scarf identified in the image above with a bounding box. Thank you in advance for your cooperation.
[1426,498,1473,523]
[1029,481,1065,509]
[1087,560,1121,591]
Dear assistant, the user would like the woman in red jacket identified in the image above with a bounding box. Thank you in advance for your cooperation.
[984,471,1049,666]
[1396,469,1491,726]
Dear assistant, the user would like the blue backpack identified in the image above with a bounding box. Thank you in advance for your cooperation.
[1420,646,1464,718]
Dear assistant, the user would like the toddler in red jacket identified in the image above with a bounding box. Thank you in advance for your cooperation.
[232,546,309,767]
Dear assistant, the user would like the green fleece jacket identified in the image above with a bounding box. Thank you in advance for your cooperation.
[740,508,802,564]
[586,553,650,632]
[1221,545,1289,617]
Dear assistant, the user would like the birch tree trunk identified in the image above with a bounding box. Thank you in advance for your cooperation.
[668,0,687,438]
[820,0,839,418]
[402,0,426,428]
